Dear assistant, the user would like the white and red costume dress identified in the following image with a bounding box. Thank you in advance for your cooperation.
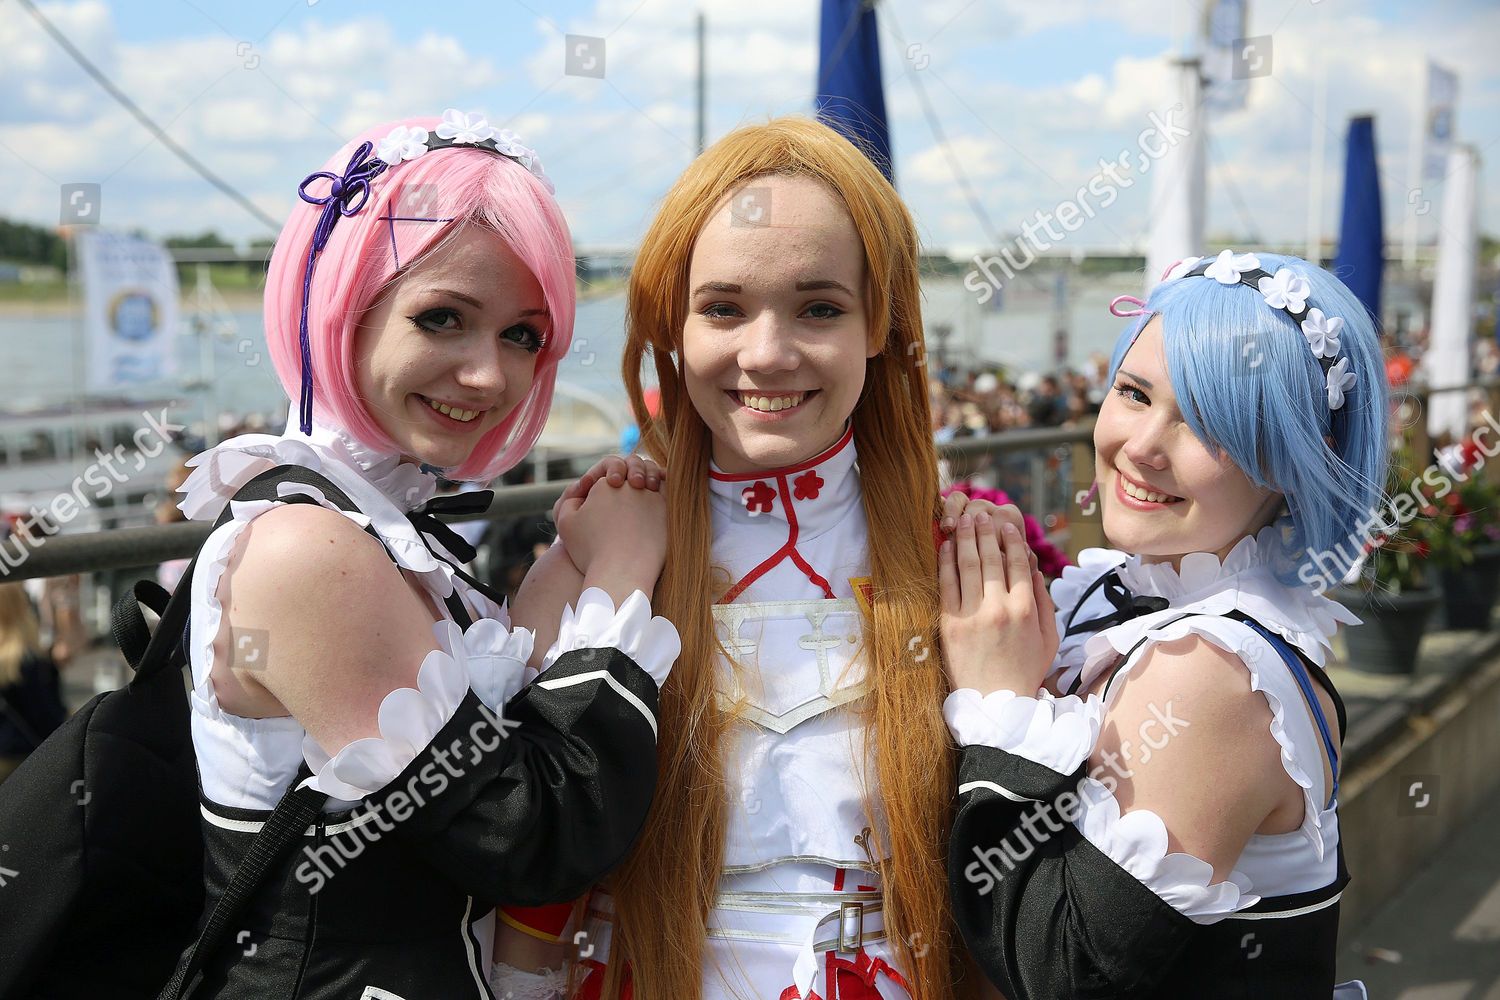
[560,425,914,999]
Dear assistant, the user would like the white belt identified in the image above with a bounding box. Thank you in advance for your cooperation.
[708,890,886,998]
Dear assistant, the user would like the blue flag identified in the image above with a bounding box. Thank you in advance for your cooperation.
[1333,115,1384,325]
[816,0,892,181]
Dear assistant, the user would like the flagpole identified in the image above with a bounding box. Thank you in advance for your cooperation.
[1305,17,1328,264]
[695,10,707,154]
[1403,59,1428,269]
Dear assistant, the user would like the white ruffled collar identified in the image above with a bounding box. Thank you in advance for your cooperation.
[1115,521,1295,605]
[295,403,439,511]
[179,404,438,516]
[1051,523,1360,694]
[177,404,460,596]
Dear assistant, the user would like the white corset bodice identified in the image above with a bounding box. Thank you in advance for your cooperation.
[707,427,889,873]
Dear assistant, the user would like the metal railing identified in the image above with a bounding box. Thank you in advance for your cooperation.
[4,377,1497,586]
[1,426,1095,583]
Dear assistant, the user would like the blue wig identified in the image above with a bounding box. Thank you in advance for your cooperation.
[1106,252,1390,587]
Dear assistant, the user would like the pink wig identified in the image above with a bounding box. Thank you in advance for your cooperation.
[262,116,575,482]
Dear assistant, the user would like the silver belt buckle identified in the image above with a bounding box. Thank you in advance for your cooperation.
[838,901,864,952]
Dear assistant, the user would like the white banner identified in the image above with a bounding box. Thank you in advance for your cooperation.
[75,230,179,391]
[1423,61,1459,180]
[1144,62,1206,295]
[1427,145,1479,443]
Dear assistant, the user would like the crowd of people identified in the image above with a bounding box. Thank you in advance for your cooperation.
[929,355,1112,440]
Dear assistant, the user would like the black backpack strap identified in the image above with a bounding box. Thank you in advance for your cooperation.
[112,580,170,673]
[158,773,327,1000]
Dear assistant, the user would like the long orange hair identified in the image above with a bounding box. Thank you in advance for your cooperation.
[602,117,965,998]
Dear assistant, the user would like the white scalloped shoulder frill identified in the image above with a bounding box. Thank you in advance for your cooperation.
[1045,525,1358,849]
[185,480,535,809]
[1074,775,1259,923]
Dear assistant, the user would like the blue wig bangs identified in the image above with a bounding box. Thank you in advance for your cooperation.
[1105,252,1390,587]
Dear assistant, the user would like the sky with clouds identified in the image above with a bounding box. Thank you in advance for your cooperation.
[1,0,1495,258]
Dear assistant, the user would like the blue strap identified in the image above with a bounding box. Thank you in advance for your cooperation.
[1240,619,1340,806]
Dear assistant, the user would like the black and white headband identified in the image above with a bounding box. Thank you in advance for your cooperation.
[1111,249,1357,414]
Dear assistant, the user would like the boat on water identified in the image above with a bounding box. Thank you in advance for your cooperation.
[0,381,632,536]
[0,397,189,535]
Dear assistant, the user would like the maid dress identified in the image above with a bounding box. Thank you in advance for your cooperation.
[173,407,680,1000]
[550,425,917,1000]
[946,524,1368,998]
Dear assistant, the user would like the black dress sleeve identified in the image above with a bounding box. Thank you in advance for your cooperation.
[367,645,661,907]
[948,742,1200,999]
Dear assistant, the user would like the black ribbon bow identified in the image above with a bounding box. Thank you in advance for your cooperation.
[406,489,495,565]
[1062,569,1170,638]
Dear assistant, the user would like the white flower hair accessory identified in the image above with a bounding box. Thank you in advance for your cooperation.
[1325,357,1356,410]
[434,109,497,145]
[376,125,431,166]
[1152,250,1357,417]
[373,110,553,192]
[1204,249,1261,285]
[1258,267,1311,312]
[1300,308,1343,359]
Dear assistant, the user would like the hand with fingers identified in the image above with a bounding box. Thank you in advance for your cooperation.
[938,489,1020,538]
[551,453,665,528]
[555,474,668,604]
[938,507,1060,697]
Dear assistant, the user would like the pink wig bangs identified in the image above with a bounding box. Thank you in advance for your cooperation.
[263,117,575,482]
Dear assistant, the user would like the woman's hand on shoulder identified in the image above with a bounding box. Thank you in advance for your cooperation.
[555,473,668,605]
[938,506,1057,695]
[216,501,438,755]
[939,490,1024,537]
[1088,633,1297,881]
[551,453,664,529]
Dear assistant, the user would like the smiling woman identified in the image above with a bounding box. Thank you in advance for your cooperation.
[940,250,1389,1000]
[681,172,878,474]
[523,115,971,1000]
[141,111,681,1000]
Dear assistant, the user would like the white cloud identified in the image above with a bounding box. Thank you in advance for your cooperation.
[0,5,518,240]
[0,0,1494,254]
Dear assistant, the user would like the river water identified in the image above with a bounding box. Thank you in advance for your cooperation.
[0,276,1138,428]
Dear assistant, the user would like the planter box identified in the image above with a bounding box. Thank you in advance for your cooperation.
[1331,585,1442,675]
[1435,544,1500,631]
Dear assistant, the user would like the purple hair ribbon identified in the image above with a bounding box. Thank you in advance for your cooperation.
[294,141,389,434]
